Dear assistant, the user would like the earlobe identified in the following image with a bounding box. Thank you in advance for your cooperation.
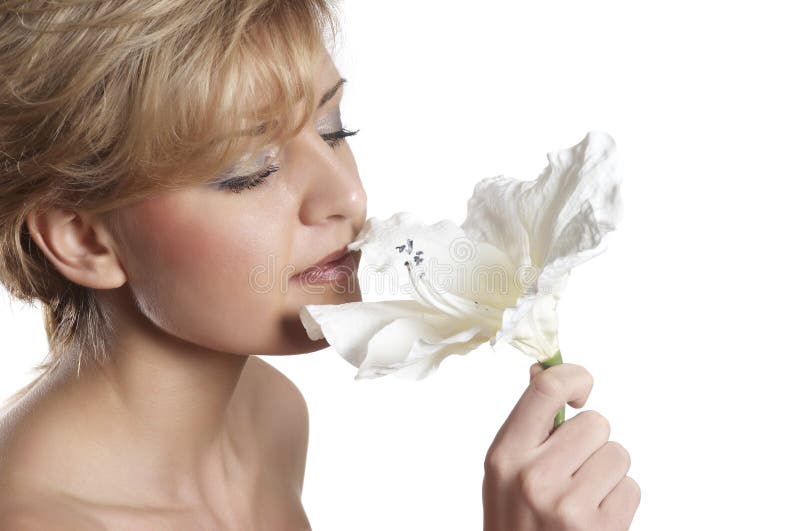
[24,207,128,290]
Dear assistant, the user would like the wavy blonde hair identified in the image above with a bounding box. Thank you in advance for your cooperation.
[0,0,340,406]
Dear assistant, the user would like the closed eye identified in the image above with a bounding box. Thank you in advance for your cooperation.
[321,127,359,148]
[218,127,360,194]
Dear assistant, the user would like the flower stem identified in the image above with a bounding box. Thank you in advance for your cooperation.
[539,350,565,431]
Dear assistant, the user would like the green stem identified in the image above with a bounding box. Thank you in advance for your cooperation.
[539,350,565,431]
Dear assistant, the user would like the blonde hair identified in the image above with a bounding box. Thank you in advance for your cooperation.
[0,0,340,406]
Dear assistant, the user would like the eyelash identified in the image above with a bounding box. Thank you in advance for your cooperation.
[221,127,360,194]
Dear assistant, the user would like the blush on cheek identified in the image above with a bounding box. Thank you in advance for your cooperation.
[127,193,290,307]
[114,192,300,355]
[128,194,226,272]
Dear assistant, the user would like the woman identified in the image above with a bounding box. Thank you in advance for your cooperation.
[0,1,640,529]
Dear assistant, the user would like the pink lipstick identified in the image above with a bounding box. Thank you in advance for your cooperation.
[293,249,358,284]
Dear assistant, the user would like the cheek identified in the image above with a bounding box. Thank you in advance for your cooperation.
[120,193,296,352]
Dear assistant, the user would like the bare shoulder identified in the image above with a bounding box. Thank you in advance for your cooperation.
[0,414,104,530]
[241,356,309,423]
[239,356,309,488]
[0,491,105,531]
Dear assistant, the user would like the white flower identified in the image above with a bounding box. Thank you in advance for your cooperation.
[299,131,623,380]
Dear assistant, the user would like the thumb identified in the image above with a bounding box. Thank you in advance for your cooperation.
[529,362,546,381]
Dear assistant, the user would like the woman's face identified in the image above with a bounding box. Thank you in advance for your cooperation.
[110,48,366,356]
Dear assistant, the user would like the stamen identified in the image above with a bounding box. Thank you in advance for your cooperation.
[404,261,502,328]
[395,236,501,327]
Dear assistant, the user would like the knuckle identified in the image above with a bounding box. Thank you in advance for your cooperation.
[518,463,541,496]
[579,409,611,438]
[567,362,594,391]
[605,441,631,468]
[554,495,589,529]
[624,476,642,503]
[484,448,514,479]
[531,369,565,401]
[518,462,553,508]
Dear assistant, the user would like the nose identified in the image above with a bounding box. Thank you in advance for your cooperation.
[295,129,367,228]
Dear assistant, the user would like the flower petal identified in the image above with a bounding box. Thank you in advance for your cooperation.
[347,211,519,311]
[461,130,622,296]
[466,131,621,358]
[357,317,486,380]
[492,292,561,362]
[346,212,467,277]
[299,299,433,368]
[302,131,623,378]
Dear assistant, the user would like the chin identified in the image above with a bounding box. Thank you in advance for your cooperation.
[252,316,331,356]
[256,279,361,355]
[296,337,331,355]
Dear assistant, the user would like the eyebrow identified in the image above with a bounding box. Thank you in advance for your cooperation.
[318,77,346,109]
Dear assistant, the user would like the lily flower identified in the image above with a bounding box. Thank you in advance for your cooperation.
[299,131,623,400]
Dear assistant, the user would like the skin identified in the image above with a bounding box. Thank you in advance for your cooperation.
[483,363,641,530]
[0,45,640,530]
[0,46,365,529]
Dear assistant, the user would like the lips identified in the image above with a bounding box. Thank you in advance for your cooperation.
[292,248,358,284]
[297,246,347,274]
[311,247,350,269]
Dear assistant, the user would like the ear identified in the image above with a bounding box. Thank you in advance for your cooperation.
[24,207,127,290]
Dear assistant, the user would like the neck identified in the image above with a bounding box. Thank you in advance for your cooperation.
[51,288,252,503]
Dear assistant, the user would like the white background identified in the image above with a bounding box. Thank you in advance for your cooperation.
[2,1,799,529]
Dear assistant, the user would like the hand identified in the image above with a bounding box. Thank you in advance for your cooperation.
[482,363,640,530]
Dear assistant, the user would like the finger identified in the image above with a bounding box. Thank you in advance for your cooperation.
[496,363,594,454]
[598,476,641,530]
[570,441,631,507]
[537,410,611,478]
[530,362,593,409]
[529,362,545,381]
